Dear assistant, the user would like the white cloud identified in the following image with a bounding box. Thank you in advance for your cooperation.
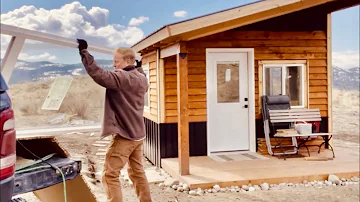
[332,51,360,69]
[19,52,57,61]
[0,1,145,53]
[128,16,149,26]
[174,10,187,18]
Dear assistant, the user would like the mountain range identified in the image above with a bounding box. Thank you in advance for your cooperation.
[1,59,359,90]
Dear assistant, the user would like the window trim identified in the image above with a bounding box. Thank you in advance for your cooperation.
[262,63,306,108]
[142,63,150,112]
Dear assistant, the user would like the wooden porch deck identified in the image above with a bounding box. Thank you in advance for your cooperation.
[161,146,360,189]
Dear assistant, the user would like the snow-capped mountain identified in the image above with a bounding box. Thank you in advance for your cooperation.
[333,66,359,90]
[1,59,359,90]
[0,59,114,84]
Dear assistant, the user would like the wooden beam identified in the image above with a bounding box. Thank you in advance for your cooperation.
[327,13,333,134]
[160,43,180,58]
[132,0,336,53]
[132,26,170,53]
[159,58,166,123]
[180,0,335,41]
[1,36,25,83]
[170,0,301,36]
[177,42,189,175]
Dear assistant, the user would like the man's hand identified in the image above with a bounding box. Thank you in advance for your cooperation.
[77,39,88,52]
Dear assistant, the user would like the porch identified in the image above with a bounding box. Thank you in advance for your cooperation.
[161,145,360,189]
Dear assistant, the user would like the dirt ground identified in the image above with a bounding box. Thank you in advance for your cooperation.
[15,128,360,202]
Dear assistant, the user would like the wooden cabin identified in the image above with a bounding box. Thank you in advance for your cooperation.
[131,0,360,174]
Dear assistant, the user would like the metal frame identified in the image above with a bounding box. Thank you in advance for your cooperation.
[1,23,114,83]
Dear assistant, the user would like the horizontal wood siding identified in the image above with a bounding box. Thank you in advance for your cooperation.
[162,6,328,123]
[142,51,158,122]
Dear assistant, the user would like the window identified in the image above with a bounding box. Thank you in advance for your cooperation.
[263,63,305,108]
[142,63,150,111]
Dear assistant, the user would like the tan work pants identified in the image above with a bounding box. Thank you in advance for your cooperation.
[102,135,152,202]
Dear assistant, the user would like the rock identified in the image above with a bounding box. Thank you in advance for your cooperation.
[212,189,218,193]
[69,119,95,125]
[341,178,346,182]
[261,183,270,191]
[49,113,67,125]
[183,184,190,191]
[166,187,172,192]
[254,185,261,191]
[345,182,349,186]
[317,181,323,185]
[220,188,227,192]
[328,174,340,184]
[172,185,178,189]
[351,177,359,182]
[164,178,179,187]
[235,188,241,192]
[325,181,333,186]
[305,184,311,187]
[197,190,203,196]
[349,182,354,185]
[207,189,212,193]
[287,183,294,187]
[158,183,165,188]
[249,187,256,192]
[230,188,236,192]
[189,190,197,196]
[303,180,308,184]
[279,183,286,188]
[242,185,249,191]
[213,184,221,192]
[177,187,184,192]
[335,180,342,185]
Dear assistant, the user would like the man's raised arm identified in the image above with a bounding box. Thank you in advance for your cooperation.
[77,39,127,89]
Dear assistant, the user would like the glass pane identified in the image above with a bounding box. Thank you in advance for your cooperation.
[264,67,282,96]
[217,61,239,103]
[286,66,303,106]
[6,39,112,129]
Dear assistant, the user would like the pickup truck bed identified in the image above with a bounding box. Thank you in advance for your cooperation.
[13,157,81,196]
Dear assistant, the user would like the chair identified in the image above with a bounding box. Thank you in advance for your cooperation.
[261,95,298,156]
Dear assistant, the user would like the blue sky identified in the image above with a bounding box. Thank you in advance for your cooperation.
[1,0,359,68]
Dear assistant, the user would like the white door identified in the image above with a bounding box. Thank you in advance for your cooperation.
[206,51,249,154]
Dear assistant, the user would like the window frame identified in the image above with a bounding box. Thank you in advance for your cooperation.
[142,63,150,111]
[262,63,306,108]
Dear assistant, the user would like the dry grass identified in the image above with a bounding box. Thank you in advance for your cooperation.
[8,75,105,128]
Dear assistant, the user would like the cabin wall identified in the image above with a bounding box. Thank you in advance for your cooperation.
[163,5,329,125]
[141,51,158,122]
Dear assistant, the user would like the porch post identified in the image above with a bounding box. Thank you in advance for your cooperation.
[177,42,190,175]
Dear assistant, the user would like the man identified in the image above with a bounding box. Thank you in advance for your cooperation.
[77,39,152,202]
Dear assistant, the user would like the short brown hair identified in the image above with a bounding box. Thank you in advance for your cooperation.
[115,47,135,64]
